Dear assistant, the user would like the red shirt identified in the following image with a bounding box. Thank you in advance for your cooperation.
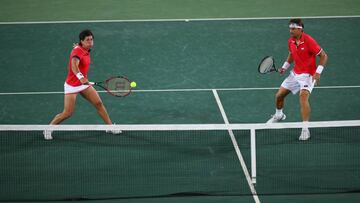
[288,32,322,75]
[65,45,91,86]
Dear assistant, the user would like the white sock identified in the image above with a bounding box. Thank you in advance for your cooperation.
[302,121,309,131]
[275,108,283,116]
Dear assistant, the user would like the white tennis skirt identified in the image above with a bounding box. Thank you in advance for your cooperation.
[64,82,91,94]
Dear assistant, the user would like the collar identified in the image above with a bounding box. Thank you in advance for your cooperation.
[291,32,305,45]
[77,45,91,53]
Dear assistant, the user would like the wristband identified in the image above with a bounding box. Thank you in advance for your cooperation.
[316,65,324,74]
[282,61,291,70]
[76,72,84,80]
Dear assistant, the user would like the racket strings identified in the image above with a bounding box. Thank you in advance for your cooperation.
[106,78,131,96]
[259,57,275,74]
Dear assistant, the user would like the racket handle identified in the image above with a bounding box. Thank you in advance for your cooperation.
[88,82,95,85]
[312,80,317,86]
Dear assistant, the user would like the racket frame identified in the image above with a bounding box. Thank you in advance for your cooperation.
[89,76,132,97]
[258,56,278,74]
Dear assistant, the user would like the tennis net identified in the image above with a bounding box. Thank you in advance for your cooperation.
[0,120,359,201]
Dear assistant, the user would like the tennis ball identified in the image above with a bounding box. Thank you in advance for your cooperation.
[130,81,137,88]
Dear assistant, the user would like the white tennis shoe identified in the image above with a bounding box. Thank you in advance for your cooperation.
[266,113,286,123]
[106,129,123,134]
[43,130,53,140]
[299,128,311,141]
[106,124,122,134]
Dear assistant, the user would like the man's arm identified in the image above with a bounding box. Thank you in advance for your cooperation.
[318,50,328,67]
[286,52,294,64]
[279,52,293,75]
[313,50,328,84]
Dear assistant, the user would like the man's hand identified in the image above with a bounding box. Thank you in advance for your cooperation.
[279,68,286,75]
[313,73,320,85]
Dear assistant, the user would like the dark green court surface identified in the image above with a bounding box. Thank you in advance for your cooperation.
[1,1,359,202]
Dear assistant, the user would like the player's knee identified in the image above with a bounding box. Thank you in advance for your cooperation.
[299,91,310,103]
[299,90,310,99]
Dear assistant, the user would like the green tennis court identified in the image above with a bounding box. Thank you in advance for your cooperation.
[1,1,360,202]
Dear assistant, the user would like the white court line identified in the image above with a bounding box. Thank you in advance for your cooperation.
[0,15,359,25]
[0,85,359,95]
[212,89,260,203]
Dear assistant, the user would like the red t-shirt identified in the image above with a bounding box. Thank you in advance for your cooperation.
[288,32,322,75]
[65,45,91,86]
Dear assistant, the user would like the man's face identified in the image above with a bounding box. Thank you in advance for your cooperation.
[81,35,94,49]
[289,28,302,38]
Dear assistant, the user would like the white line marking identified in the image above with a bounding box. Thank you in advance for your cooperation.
[0,15,359,25]
[250,128,257,184]
[212,89,260,203]
[212,90,230,124]
[0,85,359,95]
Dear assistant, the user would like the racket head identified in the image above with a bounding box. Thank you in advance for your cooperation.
[104,76,132,97]
[258,56,277,74]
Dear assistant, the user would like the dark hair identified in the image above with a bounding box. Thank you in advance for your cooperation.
[289,19,304,28]
[79,29,93,45]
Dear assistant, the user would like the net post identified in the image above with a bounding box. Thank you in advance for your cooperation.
[250,128,256,185]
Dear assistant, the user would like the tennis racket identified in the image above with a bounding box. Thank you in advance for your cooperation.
[89,76,133,97]
[258,56,278,74]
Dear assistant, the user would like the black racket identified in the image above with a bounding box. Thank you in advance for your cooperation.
[258,56,278,74]
[89,76,133,97]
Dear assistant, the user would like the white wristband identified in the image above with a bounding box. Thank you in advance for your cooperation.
[282,61,291,70]
[76,72,84,80]
[316,65,324,74]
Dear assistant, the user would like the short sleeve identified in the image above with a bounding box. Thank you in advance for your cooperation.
[71,47,83,60]
[307,36,322,56]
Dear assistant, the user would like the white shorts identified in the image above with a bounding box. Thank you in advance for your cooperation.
[281,71,315,94]
[64,82,91,94]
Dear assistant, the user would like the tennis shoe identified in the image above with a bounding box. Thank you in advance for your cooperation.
[43,130,53,140]
[106,129,123,134]
[299,129,310,141]
[266,113,286,123]
[106,124,122,134]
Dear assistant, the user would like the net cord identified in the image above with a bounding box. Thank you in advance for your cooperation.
[1,120,359,131]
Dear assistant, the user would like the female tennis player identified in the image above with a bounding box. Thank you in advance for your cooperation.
[267,19,328,141]
[44,30,121,140]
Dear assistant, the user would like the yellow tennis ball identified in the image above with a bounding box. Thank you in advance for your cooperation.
[130,81,137,88]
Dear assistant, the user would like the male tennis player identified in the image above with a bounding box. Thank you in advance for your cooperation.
[43,30,121,140]
[267,19,328,141]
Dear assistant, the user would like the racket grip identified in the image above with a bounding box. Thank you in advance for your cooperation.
[312,80,317,86]
[88,82,95,85]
